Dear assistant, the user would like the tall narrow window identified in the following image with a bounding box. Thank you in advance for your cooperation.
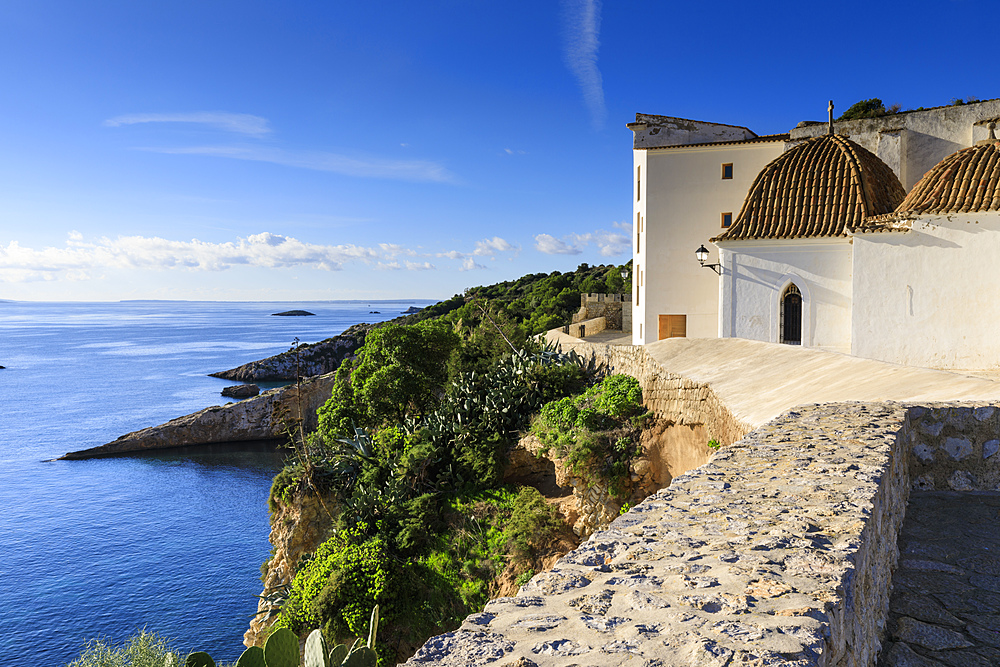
[637,166,641,201]
[721,212,733,228]
[636,212,641,253]
[722,163,733,179]
[780,284,802,345]
[635,264,640,306]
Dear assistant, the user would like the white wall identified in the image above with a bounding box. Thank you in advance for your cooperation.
[632,141,784,344]
[852,213,1000,369]
[717,238,853,353]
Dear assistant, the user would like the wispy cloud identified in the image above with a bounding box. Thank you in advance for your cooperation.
[535,229,628,257]
[474,236,520,258]
[437,237,520,261]
[460,258,487,271]
[0,232,450,282]
[104,112,272,137]
[136,145,455,183]
[561,0,606,129]
[377,260,436,271]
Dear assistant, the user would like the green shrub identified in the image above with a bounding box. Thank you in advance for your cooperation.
[67,630,176,667]
[531,374,647,499]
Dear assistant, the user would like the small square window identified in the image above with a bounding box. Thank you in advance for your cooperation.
[722,163,733,179]
[721,212,733,228]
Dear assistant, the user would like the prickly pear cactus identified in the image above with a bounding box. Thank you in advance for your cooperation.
[328,644,349,665]
[343,647,376,667]
[304,629,329,667]
[184,651,216,667]
[235,645,266,667]
[263,627,300,667]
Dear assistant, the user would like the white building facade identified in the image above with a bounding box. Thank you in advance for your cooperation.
[631,100,1000,370]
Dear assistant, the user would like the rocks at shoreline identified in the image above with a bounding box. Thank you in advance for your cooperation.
[272,310,315,316]
[222,384,260,399]
[59,373,337,459]
[402,306,422,314]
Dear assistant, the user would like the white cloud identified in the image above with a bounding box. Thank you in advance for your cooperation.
[561,0,606,129]
[612,220,632,231]
[534,233,581,255]
[437,250,466,260]
[377,260,435,271]
[136,145,454,183]
[0,232,391,282]
[473,236,520,258]
[534,229,629,257]
[504,148,526,155]
[104,112,271,137]
[461,258,487,271]
[379,243,417,258]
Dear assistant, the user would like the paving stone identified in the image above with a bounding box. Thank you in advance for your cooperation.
[883,642,946,667]
[893,617,974,650]
[890,593,962,627]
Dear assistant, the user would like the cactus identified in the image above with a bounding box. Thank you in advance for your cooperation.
[304,629,328,667]
[184,652,215,667]
[342,647,376,667]
[183,606,380,667]
[263,627,300,667]
[366,605,379,649]
[235,646,267,667]
[328,643,349,665]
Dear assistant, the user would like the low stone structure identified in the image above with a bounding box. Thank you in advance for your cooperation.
[404,401,1000,666]
[571,293,631,333]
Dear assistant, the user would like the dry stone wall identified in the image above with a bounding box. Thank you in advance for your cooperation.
[404,401,1000,667]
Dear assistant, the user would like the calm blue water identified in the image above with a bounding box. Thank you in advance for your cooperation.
[0,300,433,666]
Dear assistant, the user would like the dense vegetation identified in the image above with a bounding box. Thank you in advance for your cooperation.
[531,374,650,500]
[265,262,634,664]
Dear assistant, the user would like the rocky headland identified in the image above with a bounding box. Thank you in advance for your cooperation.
[58,373,336,459]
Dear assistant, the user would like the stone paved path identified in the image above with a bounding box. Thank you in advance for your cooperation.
[880,491,1000,666]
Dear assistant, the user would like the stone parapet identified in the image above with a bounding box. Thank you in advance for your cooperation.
[404,401,1000,666]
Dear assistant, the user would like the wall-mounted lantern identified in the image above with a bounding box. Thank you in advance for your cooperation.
[695,244,721,274]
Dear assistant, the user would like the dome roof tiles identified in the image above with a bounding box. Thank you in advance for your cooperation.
[713,134,906,242]
[896,140,1000,215]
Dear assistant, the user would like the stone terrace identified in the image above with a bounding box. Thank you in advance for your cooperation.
[405,402,1000,667]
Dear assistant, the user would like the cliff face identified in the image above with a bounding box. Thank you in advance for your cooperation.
[211,323,373,382]
[59,373,337,459]
[245,489,338,647]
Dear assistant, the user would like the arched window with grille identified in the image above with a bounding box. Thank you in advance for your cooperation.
[780,283,802,345]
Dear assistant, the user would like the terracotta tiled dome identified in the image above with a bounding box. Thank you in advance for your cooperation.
[896,141,1000,215]
[714,134,906,241]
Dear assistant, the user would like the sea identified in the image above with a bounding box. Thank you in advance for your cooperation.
[0,299,435,667]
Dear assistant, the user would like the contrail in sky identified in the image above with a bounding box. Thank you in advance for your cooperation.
[561,0,606,129]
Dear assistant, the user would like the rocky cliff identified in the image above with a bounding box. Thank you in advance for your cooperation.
[59,373,337,459]
[210,323,376,382]
[245,488,338,647]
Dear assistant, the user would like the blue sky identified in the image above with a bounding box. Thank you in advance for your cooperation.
[0,0,995,301]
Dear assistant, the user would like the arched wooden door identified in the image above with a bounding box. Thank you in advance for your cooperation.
[781,284,802,345]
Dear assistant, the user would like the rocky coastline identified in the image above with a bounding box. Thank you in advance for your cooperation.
[58,373,337,459]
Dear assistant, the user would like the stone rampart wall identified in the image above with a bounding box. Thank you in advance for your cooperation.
[404,401,1000,666]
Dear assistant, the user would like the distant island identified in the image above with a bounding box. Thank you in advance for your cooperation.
[271,310,315,317]
[402,306,422,314]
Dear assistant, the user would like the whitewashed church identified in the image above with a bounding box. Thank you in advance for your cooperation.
[630,99,1000,370]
